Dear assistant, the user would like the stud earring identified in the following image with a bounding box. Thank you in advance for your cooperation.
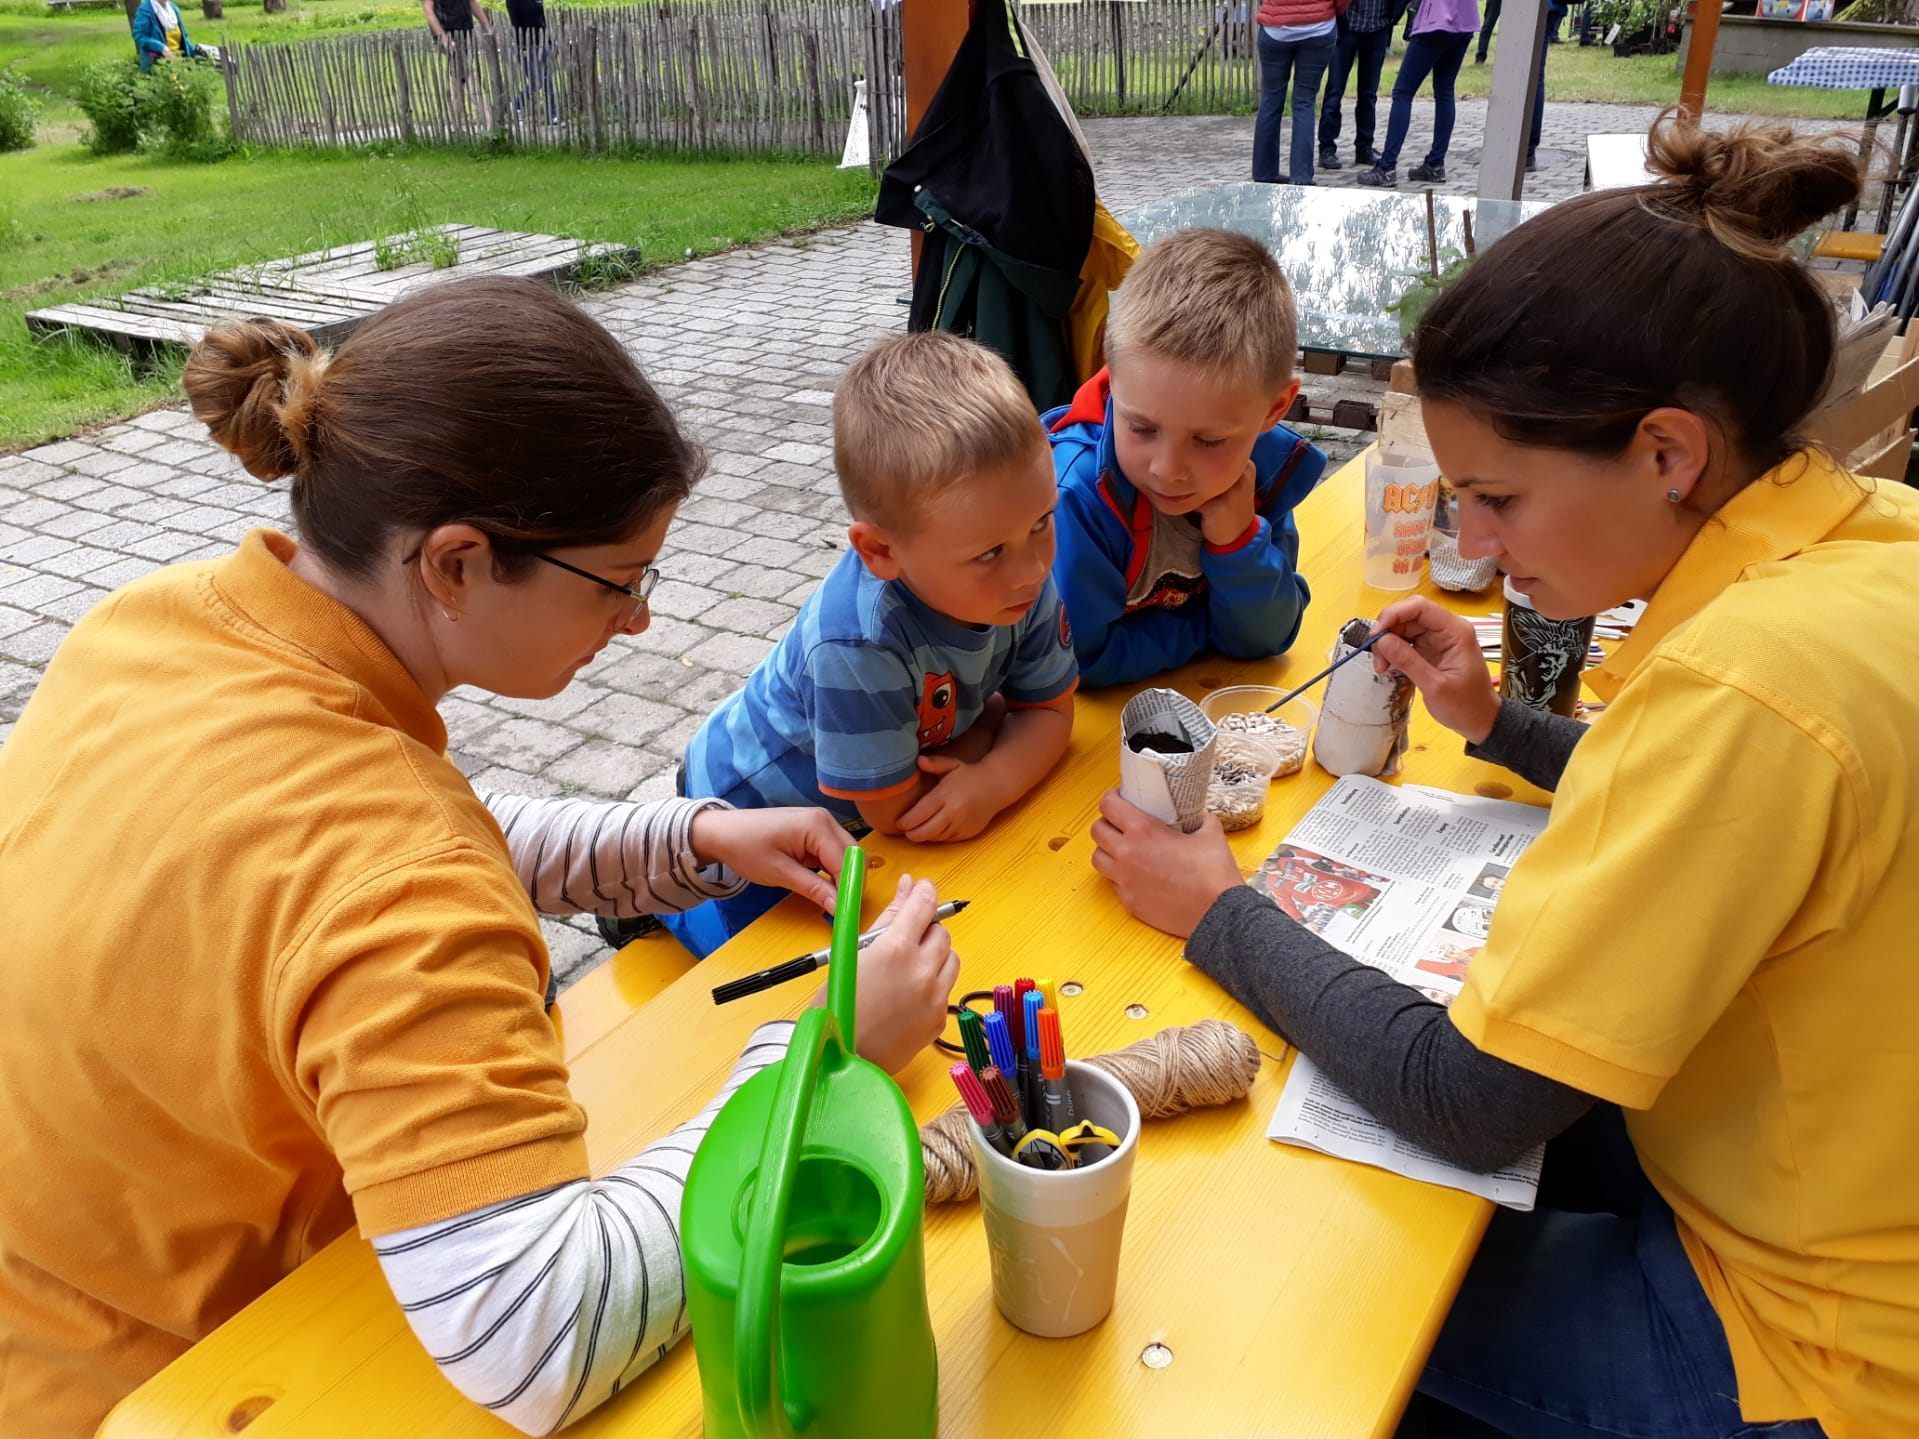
[1666,488,1682,504]
[442,608,458,623]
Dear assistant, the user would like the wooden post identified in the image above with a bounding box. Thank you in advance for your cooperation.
[587,23,603,151]
[484,27,507,136]
[1476,0,1546,201]
[262,0,284,12]
[805,29,823,154]
[395,34,414,143]
[1109,0,1125,110]
[201,0,223,19]
[1678,0,1721,123]
[217,44,240,142]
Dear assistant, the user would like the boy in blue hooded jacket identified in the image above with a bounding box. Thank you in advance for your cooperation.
[1043,228,1326,687]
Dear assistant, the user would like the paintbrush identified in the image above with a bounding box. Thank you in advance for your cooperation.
[1264,631,1386,712]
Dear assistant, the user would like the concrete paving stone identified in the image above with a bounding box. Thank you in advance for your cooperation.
[545,920,608,986]
[128,409,180,433]
[624,616,717,659]
[487,682,601,722]
[779,580,821,607]
[34,509,102,541]
[467,762,564,798]
[572,689,682,745]
[626,768,681,803]
[712,561,809,601]
[25,440,92,465]
[641,708,707,759]
[74,483,154,514]
[648,579,729,623]
[542,739,663,800]
[97,430,167,456]
[676,496,763,530]
[91,557,159,588]
[4,497,72,528]
[682,628,779,677]
[30,546,105,580]
[0,534,78,566]
[1,622,71,666]
[87,519,149,551]
[725,534,810,570]
[589,644,704,694]
[126,529,217,563]
[0,603,36,638]
[118,496,198,524]
[141,440,219,468]
[0,457,64,488]
[38,585,109,623]
[65,449,139,478]
[33,476,110,503]
[463,715,588,770]
[663,522,743,558]
[701,596,796,635]
[438,690,503,739]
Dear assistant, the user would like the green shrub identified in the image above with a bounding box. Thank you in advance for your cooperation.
[74,59,232,160]
[0,69,39,153]
[138,62,231,160]
[75,61,147,155]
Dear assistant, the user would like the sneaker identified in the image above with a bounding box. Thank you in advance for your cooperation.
[1356,165,1397,188]
[1318,146,1342,170]
[1408,162,1446,184]
[596,912,663,949]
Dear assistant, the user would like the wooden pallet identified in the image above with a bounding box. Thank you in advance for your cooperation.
[25,225,639,354]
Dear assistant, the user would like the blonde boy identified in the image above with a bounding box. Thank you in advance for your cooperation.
[664,333,1077,956]
[1044,227,1327,687]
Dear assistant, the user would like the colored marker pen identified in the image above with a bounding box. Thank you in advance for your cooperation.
[1038,1007,1079,1137]
[983,1009,1019,1108]
[951,1063,1011,1156]
[982,1066,1027,1146]
[957,1007,991,1077]
[1021,988,1045,1125]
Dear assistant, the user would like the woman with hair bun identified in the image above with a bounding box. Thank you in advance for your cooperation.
[0,277,960,1438]
[1094,116,1919,1437]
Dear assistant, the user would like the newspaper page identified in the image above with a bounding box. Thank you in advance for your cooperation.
[1259,775,1549,1209]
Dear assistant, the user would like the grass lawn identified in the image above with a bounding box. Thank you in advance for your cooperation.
[1,1,876,452]
[1439,34,1867,121]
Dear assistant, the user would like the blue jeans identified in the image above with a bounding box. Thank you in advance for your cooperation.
[1253,27,1338,184]
[1319,22,1391,157]
[1404,1108,1828,1439]
[1377,28,1472,170]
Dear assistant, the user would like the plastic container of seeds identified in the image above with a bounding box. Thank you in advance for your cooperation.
[1199,687,1316,778]
[1206,733,1285,831]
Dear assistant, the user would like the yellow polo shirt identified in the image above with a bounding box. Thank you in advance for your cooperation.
[1451,452,1919,1437]
[0,532,589,1439]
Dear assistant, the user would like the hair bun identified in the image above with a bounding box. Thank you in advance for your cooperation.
[1643,111,1862,258]
[182,318,328,481]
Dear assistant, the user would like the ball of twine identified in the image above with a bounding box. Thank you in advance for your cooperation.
[921,1018,1265,1204]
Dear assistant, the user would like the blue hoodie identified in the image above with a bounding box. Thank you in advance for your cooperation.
[1041,367,1327,688]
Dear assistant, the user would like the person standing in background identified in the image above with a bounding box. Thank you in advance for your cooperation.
[1251,0,1351,186]
[505,0,557,124]
[1358,0,1479,188]
[1317,0,1395,171]
[1474,0,1500,62]
[131,0,203,70]
[422,0,490,123]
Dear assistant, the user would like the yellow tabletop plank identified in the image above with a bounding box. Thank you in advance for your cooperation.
[102,452,1549,1439]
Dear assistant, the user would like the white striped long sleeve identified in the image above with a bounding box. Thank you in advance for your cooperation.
[374,1019,795,1435]
[478,791,746,919]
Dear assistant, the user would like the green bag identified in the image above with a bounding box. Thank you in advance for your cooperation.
[682,847,938,1439]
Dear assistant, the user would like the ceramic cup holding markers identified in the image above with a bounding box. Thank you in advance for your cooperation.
[966,1061,1141,1338]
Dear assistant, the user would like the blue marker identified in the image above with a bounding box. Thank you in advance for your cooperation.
[983,1009,1018,1093]
[1021,989,1046,1124]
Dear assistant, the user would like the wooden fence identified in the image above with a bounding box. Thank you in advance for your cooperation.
[217,0,1264,162]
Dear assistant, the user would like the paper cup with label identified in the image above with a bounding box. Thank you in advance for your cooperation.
[1118,688,1217,833]
[1499,576,1596,718]
[966,1061,1140,1338]
[1363,451,1441,592]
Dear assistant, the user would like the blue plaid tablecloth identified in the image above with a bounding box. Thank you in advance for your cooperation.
[1769,46,1919,90]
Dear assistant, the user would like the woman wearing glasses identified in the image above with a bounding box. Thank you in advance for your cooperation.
[0,278,959,1439]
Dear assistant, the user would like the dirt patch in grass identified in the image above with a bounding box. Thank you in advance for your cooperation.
[3,257,138,301]
[71,186,152,203]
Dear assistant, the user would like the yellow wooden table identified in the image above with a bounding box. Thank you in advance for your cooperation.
[102,454,1551,1439]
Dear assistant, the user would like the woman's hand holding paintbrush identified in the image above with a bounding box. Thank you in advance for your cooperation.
[1365,597,1502,744]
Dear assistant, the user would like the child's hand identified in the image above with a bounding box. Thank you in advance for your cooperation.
[897,756,1003,842]
[688,805,850,915]
[835,874,960,1074]
[1197,460,1259,548]
[1369,599,1501,744]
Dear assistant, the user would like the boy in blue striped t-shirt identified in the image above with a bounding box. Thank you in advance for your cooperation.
[662,333,1079,957]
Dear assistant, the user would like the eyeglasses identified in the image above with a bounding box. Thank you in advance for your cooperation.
[535,553,660,609]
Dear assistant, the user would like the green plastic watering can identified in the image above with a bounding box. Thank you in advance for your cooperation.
[682,847,938,1439]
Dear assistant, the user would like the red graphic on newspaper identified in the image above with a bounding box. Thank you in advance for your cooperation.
[1252,844,1389,935]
